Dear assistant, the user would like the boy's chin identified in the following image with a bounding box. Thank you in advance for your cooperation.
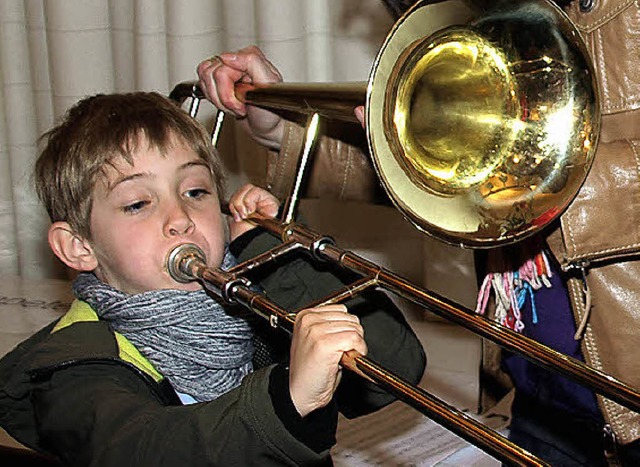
[140,279,203,294]
[171,281,203,292]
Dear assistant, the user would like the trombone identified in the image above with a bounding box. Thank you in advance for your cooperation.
[168,0,633,464]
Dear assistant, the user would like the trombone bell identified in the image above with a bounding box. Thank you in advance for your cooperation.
[240,0,600,248]
[367,0,599,247]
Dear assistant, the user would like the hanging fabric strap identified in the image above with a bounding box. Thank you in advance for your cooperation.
[475,250,553,333]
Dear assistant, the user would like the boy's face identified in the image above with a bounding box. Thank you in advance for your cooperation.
[88,135,224,294]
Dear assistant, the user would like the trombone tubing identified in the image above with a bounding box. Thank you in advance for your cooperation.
[171,244,548,466]
[251,214,640,415]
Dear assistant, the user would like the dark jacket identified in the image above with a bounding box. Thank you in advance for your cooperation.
[0,228,426,466]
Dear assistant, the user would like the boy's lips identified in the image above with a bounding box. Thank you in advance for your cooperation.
[165,242,209,284]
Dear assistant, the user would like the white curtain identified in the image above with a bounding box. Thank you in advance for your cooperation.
[0,0,395,280]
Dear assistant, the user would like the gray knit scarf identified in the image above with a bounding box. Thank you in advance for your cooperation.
[72,249,254,402]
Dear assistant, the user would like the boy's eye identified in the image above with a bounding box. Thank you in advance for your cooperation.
[122,200,149,214]
[184,188,211,199]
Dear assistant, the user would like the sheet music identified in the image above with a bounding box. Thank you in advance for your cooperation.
[333,399,506,466]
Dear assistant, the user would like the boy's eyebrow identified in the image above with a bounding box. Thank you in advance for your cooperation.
[106,159,211,194]
[107,172,147,193]
[180,160,211,171]
[175,160,213,177]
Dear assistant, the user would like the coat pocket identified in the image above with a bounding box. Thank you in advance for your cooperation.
[559,139,640,267]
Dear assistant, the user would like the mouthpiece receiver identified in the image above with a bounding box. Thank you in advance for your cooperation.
[167,243,206,283]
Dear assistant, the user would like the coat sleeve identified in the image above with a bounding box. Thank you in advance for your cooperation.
[233,228,427,418]
[266,120,384,203]
[31,359,331,467]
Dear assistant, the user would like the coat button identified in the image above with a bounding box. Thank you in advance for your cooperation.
[579,0,595,12]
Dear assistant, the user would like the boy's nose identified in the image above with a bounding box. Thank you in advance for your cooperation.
[164,203,195,237]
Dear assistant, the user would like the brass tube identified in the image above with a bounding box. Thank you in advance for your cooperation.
[236,82,366,122]
[250,213,640,414]
[167,242,549,466]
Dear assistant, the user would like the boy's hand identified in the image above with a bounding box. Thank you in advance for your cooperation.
[289,305,367,417]
[228,183,279,240]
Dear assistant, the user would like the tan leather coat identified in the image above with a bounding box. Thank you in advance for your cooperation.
[265,120,379,203]
[266,0,640,447]
[545,0,640,446]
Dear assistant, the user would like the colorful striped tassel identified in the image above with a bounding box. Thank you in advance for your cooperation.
[475,250,553,333]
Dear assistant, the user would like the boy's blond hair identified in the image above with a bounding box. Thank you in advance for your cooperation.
[35,92,225,239]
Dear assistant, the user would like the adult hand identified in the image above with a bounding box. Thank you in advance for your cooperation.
[197,45,284,150]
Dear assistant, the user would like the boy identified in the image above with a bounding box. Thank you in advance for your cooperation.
[0,92,425,465]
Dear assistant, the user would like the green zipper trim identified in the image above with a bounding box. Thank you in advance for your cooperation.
[52,300,163,382]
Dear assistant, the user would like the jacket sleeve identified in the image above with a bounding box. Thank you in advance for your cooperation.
[232,228,427,418]
[266,120,384,203]
[31,354,331,467]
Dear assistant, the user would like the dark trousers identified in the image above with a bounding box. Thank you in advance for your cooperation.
[508,394,640,466]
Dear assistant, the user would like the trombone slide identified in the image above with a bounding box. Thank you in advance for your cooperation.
[167,239,549,466]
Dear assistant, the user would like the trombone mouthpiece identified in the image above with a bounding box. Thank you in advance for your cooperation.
[167,243,206,283]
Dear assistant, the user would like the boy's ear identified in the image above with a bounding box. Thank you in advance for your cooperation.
[48,221,98,272]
